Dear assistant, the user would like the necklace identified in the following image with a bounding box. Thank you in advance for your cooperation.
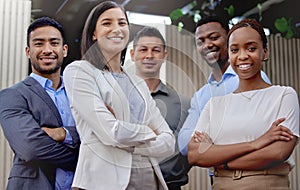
[236,85,271,101]
[236,90,258,101]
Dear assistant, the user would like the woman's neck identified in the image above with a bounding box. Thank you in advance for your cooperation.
[105,54,122,73]
[236,76,271,92]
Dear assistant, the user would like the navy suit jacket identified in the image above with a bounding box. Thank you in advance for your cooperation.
[0,77,80,190]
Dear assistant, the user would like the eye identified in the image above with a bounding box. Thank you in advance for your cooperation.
[138,48,147,52]
[248,47,257,52]
[196,40,204,47]
[230,48,238,53]
[51,41,60,46]
[102,22,111,26]
[153,48,162,53]
[34,42,43,46]
[210,36,219,41]
[119,20,128,26]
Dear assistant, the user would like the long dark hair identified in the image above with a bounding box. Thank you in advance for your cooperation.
[81,1,129,69]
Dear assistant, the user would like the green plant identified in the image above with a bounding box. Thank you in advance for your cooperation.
[257,3,263,21]
[274,17,294,39]
[169,0,297,39]
[169,8,184,22]
[224,5,234,18]
[169,1,197,30]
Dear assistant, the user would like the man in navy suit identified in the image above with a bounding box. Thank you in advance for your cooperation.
[0,17,80,190]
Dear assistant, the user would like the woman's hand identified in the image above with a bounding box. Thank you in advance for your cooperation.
[188,131,213,164]
[192,131,213,144]
[251,118,294,150]
[105,103,116,117]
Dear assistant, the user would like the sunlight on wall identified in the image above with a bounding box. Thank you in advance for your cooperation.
[127,11,172,25]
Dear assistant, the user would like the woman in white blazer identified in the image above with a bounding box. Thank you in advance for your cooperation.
[63,1,175,190]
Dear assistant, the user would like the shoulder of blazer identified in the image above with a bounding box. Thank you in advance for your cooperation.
[22,76,63,125]
[23,76,39,86]
[66,60,109,79]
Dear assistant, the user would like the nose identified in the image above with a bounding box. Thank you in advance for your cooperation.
[203,39,213,50]
[111,23,121,34]
[145,50,154,59]
[238,49,249,60]
[42,43,53,54]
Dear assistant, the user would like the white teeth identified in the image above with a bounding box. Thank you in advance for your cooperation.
[206,52,217,60]
[206,52,216,56]
[110,37,122,41]
[40,58,54,60]
[41,58,54,62]
[238,64,251,70]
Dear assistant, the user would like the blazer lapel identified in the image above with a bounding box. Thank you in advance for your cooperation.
[23,77,63,126]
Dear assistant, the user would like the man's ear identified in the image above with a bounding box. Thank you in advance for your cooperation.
[25,47,30,58]
[63,44,68,58]
[130,49,135,61]
[164,50,169,60]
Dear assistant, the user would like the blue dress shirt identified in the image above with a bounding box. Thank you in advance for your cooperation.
[178,66,271,155]
[30,73,75,190]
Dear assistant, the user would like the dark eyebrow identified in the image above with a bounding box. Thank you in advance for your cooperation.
[197,32,219,40]
[32,38,61,42]
[136,45,148,49]
[245,41,259,46]
[137,44,163,49]
[100,18,111,22]
[229,41,259,47]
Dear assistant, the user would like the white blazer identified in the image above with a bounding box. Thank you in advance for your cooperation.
[63,60,175,190]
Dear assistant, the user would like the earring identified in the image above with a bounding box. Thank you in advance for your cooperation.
[263,58,269,62]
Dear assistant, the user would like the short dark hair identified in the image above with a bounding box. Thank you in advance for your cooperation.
[228,18,267,49]
[27,17,66,46]
[133,26,166,49]
[195,16,229,33]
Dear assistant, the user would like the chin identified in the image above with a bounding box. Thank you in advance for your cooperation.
[206,62,218,68]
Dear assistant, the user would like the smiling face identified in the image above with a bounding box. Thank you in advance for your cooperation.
[195,22,228,68]
[93,7,129,61]
[130,36,168,79]
[228,26,268,80]
[26,26,67,76]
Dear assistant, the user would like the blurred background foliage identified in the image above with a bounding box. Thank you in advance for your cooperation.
[169,0,299,39]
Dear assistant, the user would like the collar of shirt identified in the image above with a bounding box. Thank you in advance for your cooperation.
[207,65,236,85]
[151,81,169,96]
[30,73,64,91]
[29,73,74,190]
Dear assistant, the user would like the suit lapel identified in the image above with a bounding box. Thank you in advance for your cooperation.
[23,77,63,126]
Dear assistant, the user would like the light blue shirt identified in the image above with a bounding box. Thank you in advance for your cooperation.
[30,73,75,190]
[178,66,271,155]
[112,72,145,124]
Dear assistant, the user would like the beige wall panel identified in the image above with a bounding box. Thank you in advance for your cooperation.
[0,0,31,189]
